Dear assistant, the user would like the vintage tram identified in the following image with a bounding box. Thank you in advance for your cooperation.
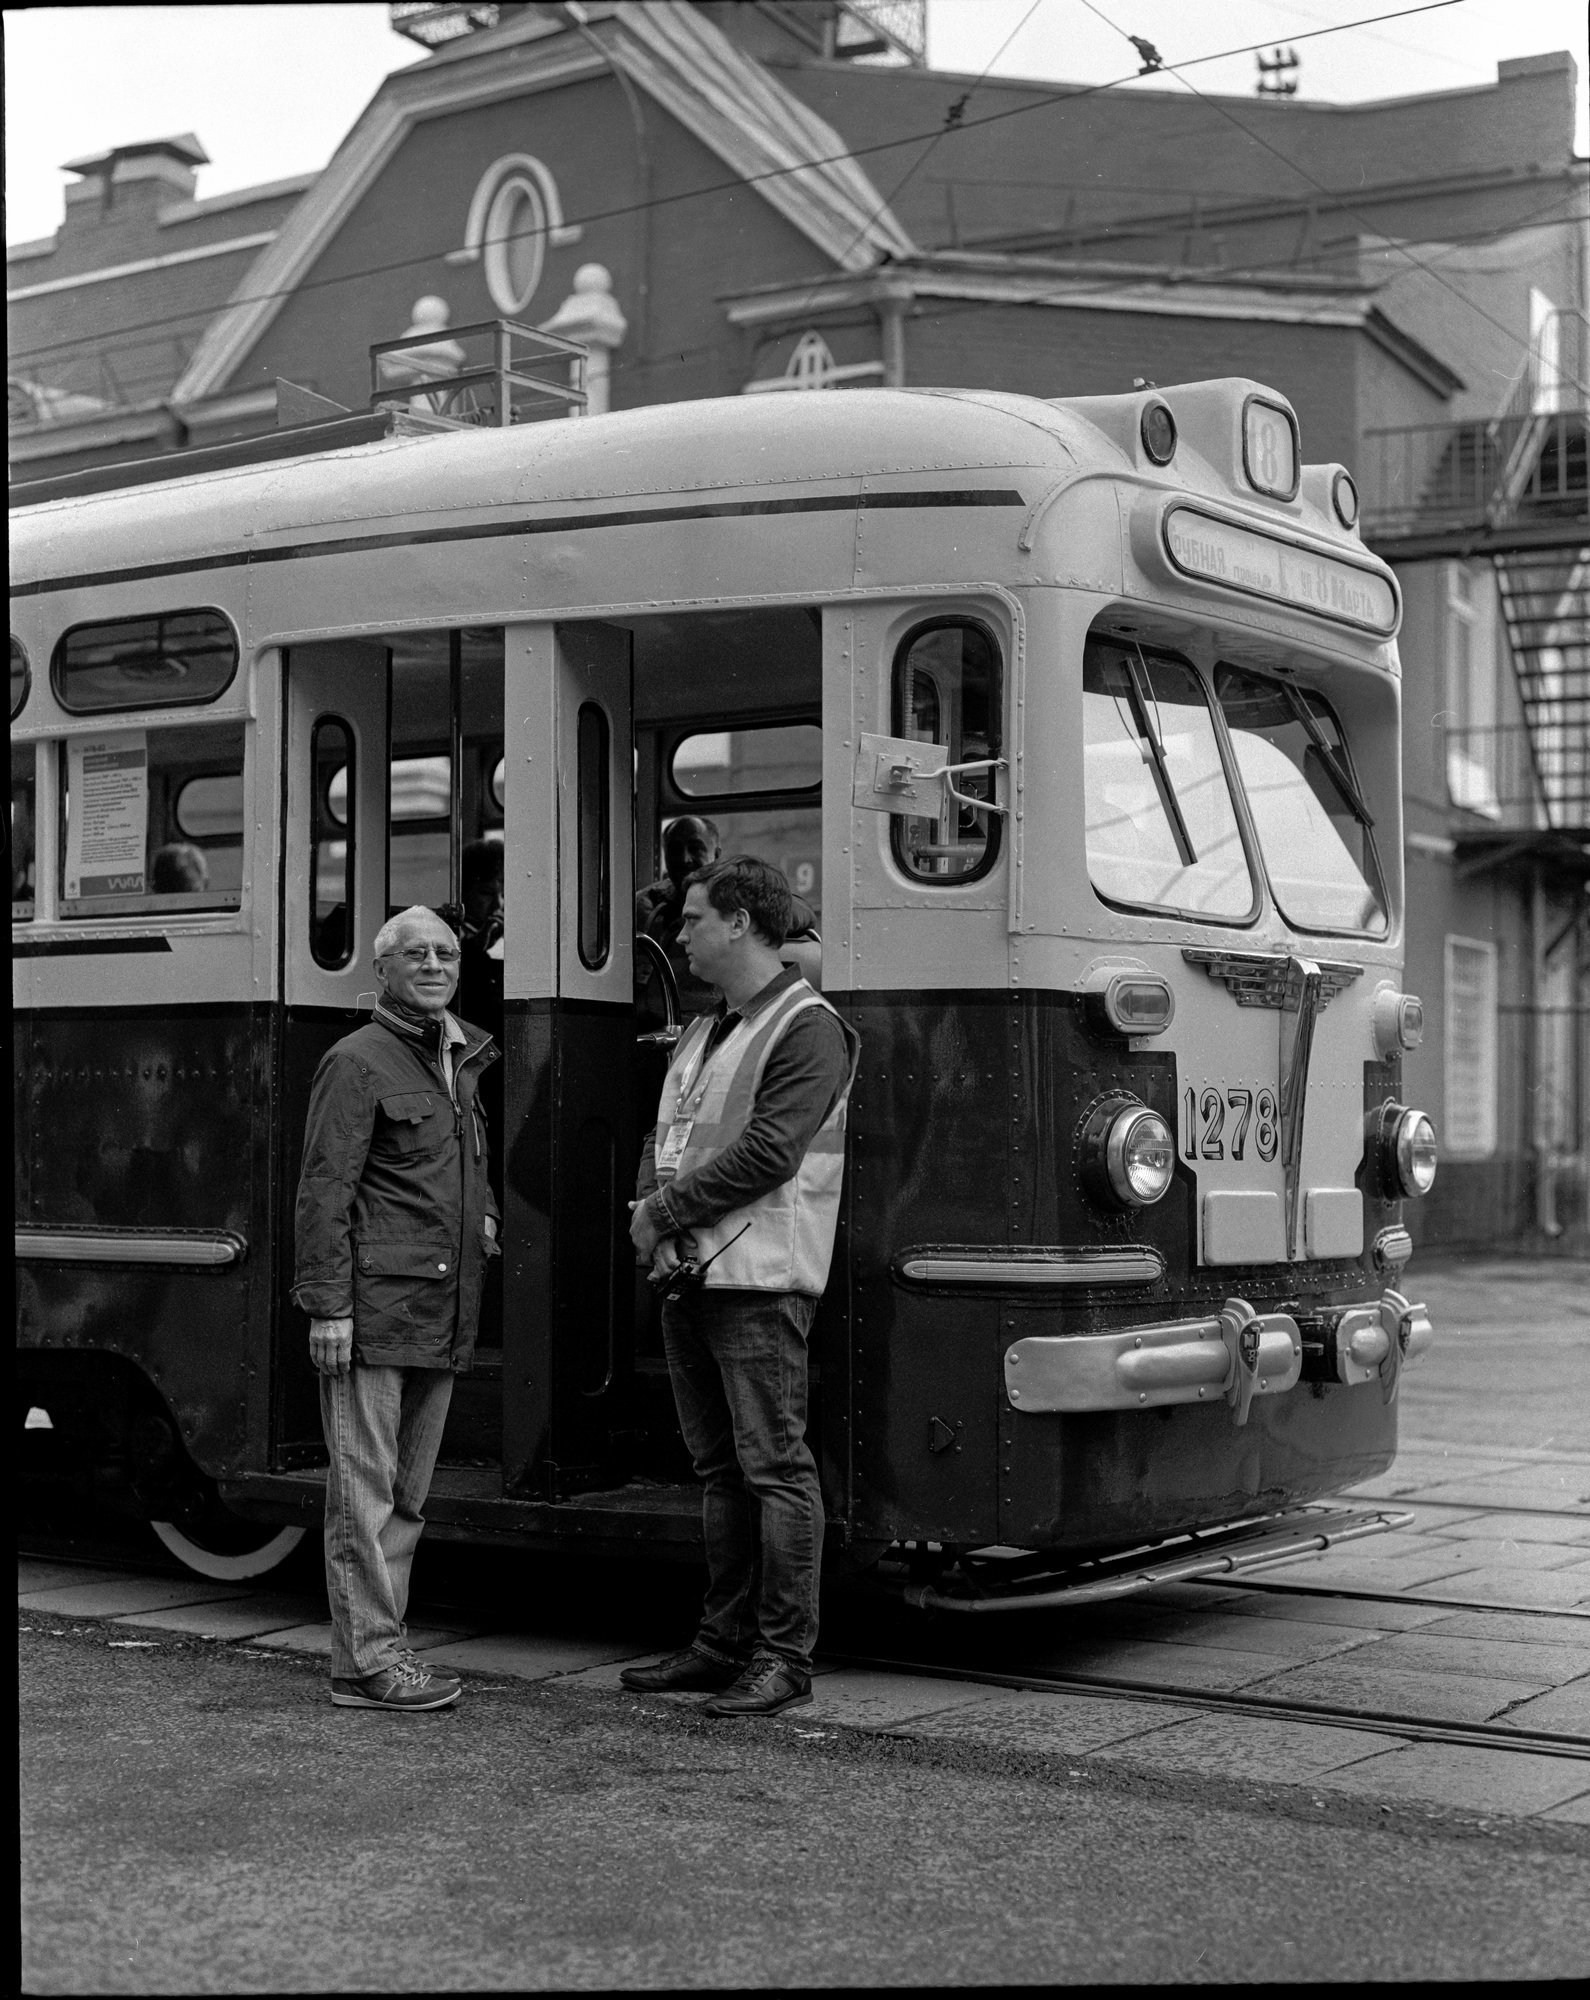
[12,374,1436,1602]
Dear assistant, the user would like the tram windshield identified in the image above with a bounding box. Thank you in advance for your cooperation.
[1082,638,1254,921]
[1215,665,1387,936]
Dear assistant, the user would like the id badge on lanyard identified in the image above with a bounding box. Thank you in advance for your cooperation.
[655,1118,694,1181]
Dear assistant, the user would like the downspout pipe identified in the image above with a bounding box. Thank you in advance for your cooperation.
[1532,863,1561,1237]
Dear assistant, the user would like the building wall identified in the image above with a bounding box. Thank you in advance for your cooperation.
[1393,556,1574,1246]
[215,71,835,414]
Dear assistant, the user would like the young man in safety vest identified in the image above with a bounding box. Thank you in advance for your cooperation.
[623,856,859,1717]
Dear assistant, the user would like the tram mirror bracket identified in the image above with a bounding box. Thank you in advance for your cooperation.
[853,732,1008,817]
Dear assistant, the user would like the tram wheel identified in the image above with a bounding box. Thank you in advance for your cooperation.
[150,1512,306,1582]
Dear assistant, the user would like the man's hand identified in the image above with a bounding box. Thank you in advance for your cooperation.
[309,1316,354,1378]
[650,1238,685,1281]
[629,1197,665,1265]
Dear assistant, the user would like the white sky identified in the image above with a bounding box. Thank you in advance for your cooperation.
[5,1,1587,248]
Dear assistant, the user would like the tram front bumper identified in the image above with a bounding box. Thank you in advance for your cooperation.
[1004,1289,1432,1423]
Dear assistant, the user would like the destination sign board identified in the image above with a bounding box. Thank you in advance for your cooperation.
[1164,507,1398,635]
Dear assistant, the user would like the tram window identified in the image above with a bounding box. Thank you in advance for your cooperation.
[671,724,822,798]
[1216,666,1388,936]
[490,755,506,811]
[891,620,1003,882]
[311,719,355,968]
[577,703,611,969]
[52,608,237,714]
[11,743,36,920]
[1082,639,1254,922]
[58,720,246,918]
[11,637,30,719]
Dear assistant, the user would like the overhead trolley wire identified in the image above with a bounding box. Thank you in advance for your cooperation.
[7,0,1475,372]
[1073,0,1584,380]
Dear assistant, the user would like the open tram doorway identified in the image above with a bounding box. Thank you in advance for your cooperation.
[279,605,825,1506]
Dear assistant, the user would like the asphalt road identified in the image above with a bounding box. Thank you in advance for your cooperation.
[19,1620,1590,1992]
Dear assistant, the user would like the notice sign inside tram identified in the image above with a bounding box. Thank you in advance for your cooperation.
[1164,507,1397,635]
[65,730,149,899]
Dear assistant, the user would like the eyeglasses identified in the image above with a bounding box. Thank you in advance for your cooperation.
[385,945,461,966]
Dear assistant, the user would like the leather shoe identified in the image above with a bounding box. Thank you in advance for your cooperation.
[619,1646,743,1693]
[698,1654,812,1718]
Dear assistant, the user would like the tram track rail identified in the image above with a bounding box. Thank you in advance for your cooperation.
[822,1647,1590,1764]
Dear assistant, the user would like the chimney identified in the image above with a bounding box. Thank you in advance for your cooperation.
[60,134,209,232]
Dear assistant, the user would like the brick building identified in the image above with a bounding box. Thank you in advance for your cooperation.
[9,0,1587,1244]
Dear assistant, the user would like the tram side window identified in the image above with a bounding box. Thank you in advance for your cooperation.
[12,743,36,920]
[57,721,246,919]
[1215,665,1387,936]
[891,620,1003,882]
[52,608,237,713]
[312,719,355,968]
[1082,638,1254,922]
[577,703,611,969]
[11,636,31,719]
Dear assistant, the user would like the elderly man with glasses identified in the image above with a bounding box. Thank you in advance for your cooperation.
[292,905,500,1712]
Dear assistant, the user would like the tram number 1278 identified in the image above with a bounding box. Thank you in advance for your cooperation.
[1183,1086,1280,1164]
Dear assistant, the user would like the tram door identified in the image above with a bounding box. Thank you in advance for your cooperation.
[276,640,391,1463]
[502,622,635,1497]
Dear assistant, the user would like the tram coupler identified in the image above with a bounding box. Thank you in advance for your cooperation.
[1300,1290,1434,1401]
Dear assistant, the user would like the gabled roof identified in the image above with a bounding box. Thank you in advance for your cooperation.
[172,0,914,404]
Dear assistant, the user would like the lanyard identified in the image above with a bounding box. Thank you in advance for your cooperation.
[673,1013,745,1116]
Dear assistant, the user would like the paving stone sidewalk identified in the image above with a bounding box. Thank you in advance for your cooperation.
[20,1540,1590,1828]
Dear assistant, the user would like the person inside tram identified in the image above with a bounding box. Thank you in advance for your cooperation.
[637,814,821,1019]
[454,836,504,1038]
[150,841,209,894]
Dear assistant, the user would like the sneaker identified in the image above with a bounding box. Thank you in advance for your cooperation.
[330,1659,461,1711]
[396,1648,460,1690]
[698,1654,812,1718]
[619,1646,744,1694]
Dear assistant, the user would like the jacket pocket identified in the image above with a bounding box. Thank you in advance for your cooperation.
[353,1238,457,1344]
[374,1091,445,1158]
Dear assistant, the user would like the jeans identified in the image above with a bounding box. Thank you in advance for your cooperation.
[319,1363,454,1678]
[661,1288,823,1675]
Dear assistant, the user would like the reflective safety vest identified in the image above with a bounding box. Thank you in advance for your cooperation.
[654,978,860,1295]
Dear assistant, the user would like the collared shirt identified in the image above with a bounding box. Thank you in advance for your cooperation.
[636,965,852,1236]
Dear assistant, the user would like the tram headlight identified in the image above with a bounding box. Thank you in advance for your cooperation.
[1390,1108,1439,1198]
[1083,1100,1176,1209]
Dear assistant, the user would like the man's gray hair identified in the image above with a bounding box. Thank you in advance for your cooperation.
[373,906,456,960]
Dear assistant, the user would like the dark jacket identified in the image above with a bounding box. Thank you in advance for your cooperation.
[291,1004,501,1371]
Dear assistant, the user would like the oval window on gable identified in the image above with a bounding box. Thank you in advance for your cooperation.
[53,608,238,713]
[484,174,547,315]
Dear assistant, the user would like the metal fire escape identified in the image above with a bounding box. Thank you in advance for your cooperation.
[1363,308,1589,840]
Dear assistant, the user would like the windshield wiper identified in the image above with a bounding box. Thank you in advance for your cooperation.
[1123,644,1198,867]
[1280,683,1374,829]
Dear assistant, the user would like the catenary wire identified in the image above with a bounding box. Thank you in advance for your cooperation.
[1072,0,1578,375]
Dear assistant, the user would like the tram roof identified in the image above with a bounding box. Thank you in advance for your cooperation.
[10,387,1097,563]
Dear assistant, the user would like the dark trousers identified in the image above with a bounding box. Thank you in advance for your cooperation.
[661,1287,823,1674]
